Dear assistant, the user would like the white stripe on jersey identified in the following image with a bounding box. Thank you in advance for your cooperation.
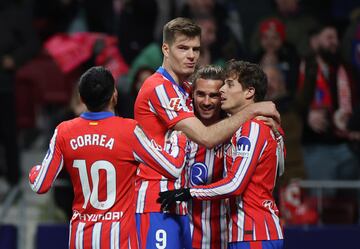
[201,200,211,249]
[220,200,228,249]
[188,200,194,237]
[228,216,233,243]
[160,176,168,192]
[192,122,260,198]
[133,152,145,164]
[148,100,157,114]
[68,223,72,248]
[271,212,284,239]
[75,222,85,249]
[134,126,184,178]
[237,196,244,242]
[253,222,256,240]
[92,222,102,249]
[201,149,216,249]
[264,219,270,240]
[111,222,120,249]
[155,84,177,119]
[136,181,149,213]
[33,129,64,192]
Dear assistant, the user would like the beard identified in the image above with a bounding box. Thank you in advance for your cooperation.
[317,47,340,67]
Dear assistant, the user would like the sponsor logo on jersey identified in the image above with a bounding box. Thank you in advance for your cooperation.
[169,97,188,111]
[235,136,251,157]
[190,162,208,186]
[262,200,276,213]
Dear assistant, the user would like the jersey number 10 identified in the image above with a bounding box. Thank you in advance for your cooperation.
[73,159,116,210]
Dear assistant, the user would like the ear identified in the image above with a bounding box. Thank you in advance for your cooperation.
[111,88,118,106]
[162,43,169,57]
[245,87,255,100]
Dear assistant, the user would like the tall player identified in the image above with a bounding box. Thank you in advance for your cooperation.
[159,61,285,249]
[186,65,228,249]
[28,66,189,249]
[134,17,280,249]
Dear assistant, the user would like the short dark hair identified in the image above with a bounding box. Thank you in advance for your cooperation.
[78,66,115,112]
[163,17,201,45]
[191,65,224,90]
[224,60,267,102]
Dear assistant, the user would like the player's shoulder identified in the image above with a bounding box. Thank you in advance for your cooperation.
[108,116,138,128]
[142,72,167,88]
[56,117,82,132]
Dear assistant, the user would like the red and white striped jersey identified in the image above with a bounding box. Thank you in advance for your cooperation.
[134,67,194,214]
[29,112,187,249]
[184,142,228,249]
[190,119,284,242]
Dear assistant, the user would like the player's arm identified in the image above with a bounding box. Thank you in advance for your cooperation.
[29,128,64,194]
[158,121,267,208]
[174,101,279,148]
[130,124,188,179]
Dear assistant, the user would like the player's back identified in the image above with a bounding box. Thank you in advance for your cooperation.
[58,115,139,249]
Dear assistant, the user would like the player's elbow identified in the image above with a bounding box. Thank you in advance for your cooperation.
[29,182,50,194]
[197,137,216,149]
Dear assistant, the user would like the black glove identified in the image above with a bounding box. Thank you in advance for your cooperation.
[157,188,191,211]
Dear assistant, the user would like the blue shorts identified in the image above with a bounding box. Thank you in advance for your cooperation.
[228,240,283,249]
[136,212,192,249]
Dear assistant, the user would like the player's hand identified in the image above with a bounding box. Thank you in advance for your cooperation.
[29,165,41,184]
[255,115,280,135]
[157,188,191,211]
[251,101,281,124]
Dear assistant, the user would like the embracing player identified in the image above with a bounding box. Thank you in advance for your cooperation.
[159,60,285,249]
[134,17,280,249]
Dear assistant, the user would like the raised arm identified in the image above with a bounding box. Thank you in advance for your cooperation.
[174,101,279,148]
[131,125,188,179]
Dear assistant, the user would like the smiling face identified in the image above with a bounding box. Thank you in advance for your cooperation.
[193,78,223,125]
[162,33,201,83]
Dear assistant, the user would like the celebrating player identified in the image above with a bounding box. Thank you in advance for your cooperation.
[185,65,229,249]
[135,17,280,249]
[28,66,188,249]
[159,60,285,249]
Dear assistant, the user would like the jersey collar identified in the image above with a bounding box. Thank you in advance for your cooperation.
[156,66,187,95]
[80,111,115,120]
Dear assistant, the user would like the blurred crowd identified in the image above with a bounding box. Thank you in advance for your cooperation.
[0,0,360,225]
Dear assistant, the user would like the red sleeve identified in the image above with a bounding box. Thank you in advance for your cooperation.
[190,121,267,200]
[130,124,188,179]
[29,125,65,194]
[148,81,194,128]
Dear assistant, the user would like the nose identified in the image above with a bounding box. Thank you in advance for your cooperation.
[219,85,225,94]
[203,95,211,105]
[187,49,195,59]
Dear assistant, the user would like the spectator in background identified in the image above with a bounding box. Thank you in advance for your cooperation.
[33,0,114,42]
[263,65,306,187]
[295,23,359,192]
[250,0,317,58]
[179,0,245,60]
[116,67,155,118]
[0,0,40,186]
[115,0,158,64]
[253,18,300,97]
